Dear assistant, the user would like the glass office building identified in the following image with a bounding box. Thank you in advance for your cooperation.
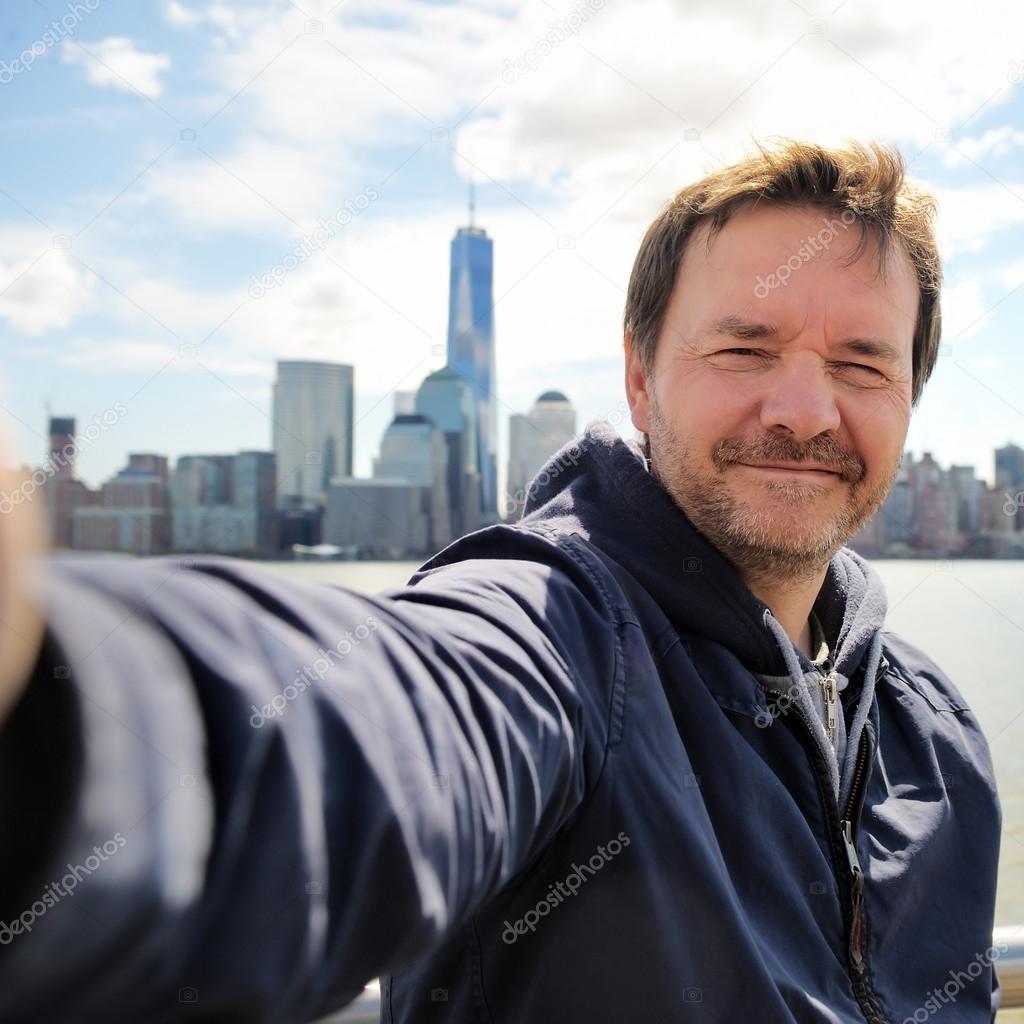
[446,225,496,522]
[272,360,354,511]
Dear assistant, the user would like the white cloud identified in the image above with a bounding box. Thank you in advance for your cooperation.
[998,259,1024,291]
[0,233,94,336]
[966,354,1002,370]
[941,279,991,342]
[163,0,258,40]
[58,338,270,381]
[61,37,171,99]
[165,1,204,27]
[943,126,1024,168]
[60,339,179,369]
[146,0,1024,268]
[931,181,1024,261]
[144,138,342,231]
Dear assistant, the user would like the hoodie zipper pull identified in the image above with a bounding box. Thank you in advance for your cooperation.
[841,818,866,973]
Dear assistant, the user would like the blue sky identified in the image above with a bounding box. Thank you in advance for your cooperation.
[2,0,1024,489]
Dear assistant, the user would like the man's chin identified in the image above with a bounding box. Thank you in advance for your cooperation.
[710,495,861,572]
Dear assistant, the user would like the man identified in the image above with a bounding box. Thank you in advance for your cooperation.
[0,139,1001,1023]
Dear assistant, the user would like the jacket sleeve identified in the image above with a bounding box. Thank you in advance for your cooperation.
[0,526,622,1023]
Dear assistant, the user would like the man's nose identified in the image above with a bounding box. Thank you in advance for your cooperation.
[757,352,841,442]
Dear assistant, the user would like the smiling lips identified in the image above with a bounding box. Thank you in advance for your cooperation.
[737,462,843,478]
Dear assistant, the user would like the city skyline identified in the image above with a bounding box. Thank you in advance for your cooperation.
[4,3,1024,496]
[22,372,1024,493]
[24,399,1024,559]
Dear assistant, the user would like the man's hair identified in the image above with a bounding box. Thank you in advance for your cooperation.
[623,138,942,406]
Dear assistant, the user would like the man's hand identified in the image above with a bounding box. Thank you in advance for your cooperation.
[0,445,45,727]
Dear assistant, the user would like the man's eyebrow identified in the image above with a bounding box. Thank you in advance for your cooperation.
[835,337,903,363]
[706,315,902,362]
[707,315,778,340]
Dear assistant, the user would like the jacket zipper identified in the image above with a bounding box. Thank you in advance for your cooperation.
[820,665,838,744]
[761,686,887,1023]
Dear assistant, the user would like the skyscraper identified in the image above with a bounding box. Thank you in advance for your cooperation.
[272,360,354,511]
[72,455,170,555]
[995,443,1024,490]
[415,366,481,539]
[323,478,430,558]
[506,391,578,519]
[446,204,496,522]
[171,452,275,553]
[43,415,95,549]
[47,416,76,479]
[373,413,451,550]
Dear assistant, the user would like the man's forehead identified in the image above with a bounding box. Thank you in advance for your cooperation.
[674,209,918,322]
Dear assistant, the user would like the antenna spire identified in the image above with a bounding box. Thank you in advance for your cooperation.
[469,179,475,228]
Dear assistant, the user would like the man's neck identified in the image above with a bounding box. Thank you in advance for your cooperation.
[743,569,828,658]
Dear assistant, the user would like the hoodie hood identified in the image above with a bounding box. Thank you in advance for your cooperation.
[520,419,889,686]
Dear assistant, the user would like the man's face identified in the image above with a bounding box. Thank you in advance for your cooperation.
[625,203,919,584]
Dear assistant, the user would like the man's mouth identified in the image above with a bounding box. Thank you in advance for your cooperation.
[735,462,844,480]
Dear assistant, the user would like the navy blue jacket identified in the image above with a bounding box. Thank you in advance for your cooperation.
[0,421,1001,1023]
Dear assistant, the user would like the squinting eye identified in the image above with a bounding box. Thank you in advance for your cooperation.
[838,362,885,378]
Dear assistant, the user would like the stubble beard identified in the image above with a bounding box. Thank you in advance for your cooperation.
[645,402,900,588]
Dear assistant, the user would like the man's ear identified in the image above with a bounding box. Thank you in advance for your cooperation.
[624,327,652,434]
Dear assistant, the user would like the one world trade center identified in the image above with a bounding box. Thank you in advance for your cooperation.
[445,198,497,522]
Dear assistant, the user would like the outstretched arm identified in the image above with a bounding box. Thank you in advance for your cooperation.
[0,528,619,1023]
